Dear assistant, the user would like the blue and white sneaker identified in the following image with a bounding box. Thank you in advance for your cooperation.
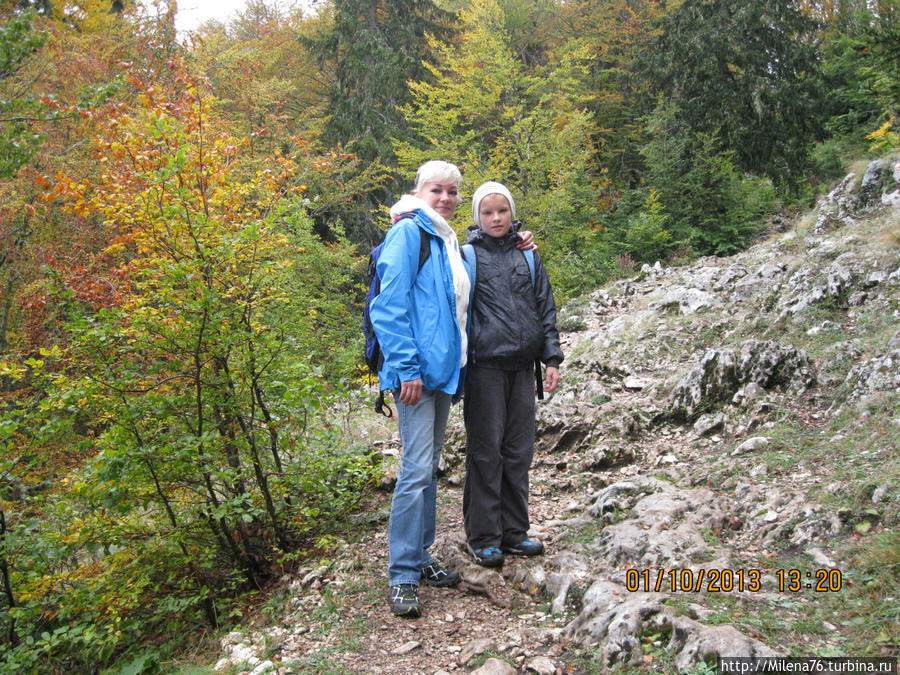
[467,543,504,567]
[501,538,545,556]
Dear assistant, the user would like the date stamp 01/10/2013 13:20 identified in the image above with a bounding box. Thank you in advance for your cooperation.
[624,567,844,594]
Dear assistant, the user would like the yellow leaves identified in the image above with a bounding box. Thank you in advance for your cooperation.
[867,119,899,153]
[61,518,85,544]
[0,360,26,379]
[104,242,127,257]
[39,345,62,359]
[24,357,44,371]
[218,137,249,159]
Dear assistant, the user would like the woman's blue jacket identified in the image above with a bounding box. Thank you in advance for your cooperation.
[369,209,467,398]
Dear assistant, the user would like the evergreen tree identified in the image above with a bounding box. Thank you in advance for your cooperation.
[633,97,776,258]
[296,0,457,246]
[304,0,456,163]
[813,0,899,157]
[864,22,900,151]
[554,0,665,192]
[641,0,825,190]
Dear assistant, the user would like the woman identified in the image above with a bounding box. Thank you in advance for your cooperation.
[370,161,533,617]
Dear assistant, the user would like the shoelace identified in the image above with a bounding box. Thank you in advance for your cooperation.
[392,585,417,600]
[423,564,446,579]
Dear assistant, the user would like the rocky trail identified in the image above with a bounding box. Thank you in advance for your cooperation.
[212,158,899,674]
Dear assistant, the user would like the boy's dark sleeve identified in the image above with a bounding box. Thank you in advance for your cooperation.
[532,251,564,367]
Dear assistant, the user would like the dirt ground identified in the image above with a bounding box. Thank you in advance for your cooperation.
[263,439,592,675]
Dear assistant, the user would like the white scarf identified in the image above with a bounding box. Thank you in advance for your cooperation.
[390,195,470,368]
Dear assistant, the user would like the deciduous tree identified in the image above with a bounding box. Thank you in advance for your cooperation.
[395,0,607,296]
[1,60,371,671]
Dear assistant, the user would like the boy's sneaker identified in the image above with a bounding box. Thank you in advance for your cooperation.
[421,561,460,587]
[501,538,545,556]
[389,584,420,617]
[467,543,504,567]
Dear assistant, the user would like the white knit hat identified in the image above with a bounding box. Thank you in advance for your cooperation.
[471,181,516,226]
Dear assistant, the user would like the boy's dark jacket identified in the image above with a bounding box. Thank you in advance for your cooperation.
[465,222,564,371]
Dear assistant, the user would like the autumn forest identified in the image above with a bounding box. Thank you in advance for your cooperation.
[1,0,897,670]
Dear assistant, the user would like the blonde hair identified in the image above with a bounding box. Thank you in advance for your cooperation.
[414,160,462,191]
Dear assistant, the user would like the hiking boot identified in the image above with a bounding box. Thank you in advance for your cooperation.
[421,561,460,587]
[501,538,544,557]
[389,584,420,617]
[467,543,504,567]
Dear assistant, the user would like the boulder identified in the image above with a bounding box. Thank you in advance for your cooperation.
[470,658,517,675]
[857,158,897,209]
[666,340,814,420]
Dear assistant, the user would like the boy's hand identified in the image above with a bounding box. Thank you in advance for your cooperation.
[543,366,559,393]
[516,230,537,250]
[399,378,423,405]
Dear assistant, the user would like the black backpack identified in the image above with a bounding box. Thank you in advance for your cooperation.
[363,224,431,416]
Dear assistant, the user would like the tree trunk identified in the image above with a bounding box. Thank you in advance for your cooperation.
[0,510,18,647]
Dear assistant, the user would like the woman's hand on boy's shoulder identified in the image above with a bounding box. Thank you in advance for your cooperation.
[516,230,537,251]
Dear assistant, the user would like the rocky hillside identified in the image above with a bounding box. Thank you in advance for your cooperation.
[212,157,899,674]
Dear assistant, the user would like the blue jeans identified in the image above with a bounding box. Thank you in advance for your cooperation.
[388,389,451,586]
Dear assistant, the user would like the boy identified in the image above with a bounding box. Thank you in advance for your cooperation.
[462,181,563,567]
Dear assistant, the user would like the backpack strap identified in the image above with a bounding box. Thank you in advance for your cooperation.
[375,391,393,418]
[418,228,431,272]
[520,248,541,399]
[461,244,476,307]
[506,248,541,398]
[522,248,536,287]
[394,211,431,272]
